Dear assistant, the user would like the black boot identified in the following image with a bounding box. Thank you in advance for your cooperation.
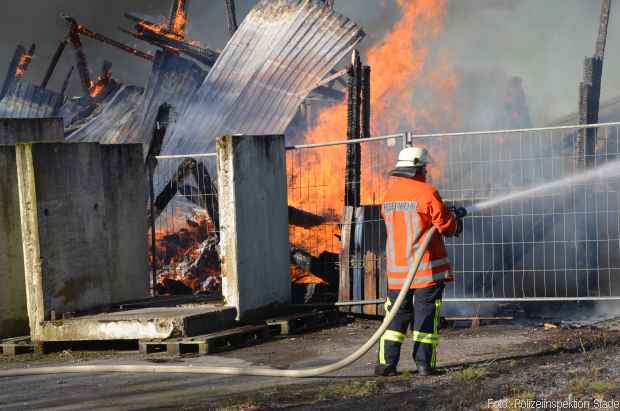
[416,363,438,376]
[374,364,398,377]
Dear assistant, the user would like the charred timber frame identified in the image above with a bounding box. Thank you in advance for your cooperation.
[68,22,92,96]
[123,13,219,67]
[41,40,68,89]
[345,51,362,207]
[15,44,36,80]
[341,51,373,312]
[60,66,75,97]
[147,104,171,294]
[150,158,220,233]
[169,0,190,38]
[225,0,239,37]
[63,15,154,62]
[577,0,611,168]
[0,45,26,100]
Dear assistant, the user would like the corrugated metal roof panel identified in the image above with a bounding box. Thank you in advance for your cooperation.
[0,80,63,118]
[128,51,207,147]
[66,52,206,149]
[65,86,144,144]
[160,0,364,162]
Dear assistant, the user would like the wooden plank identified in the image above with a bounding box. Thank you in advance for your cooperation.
[0,336,35,356]
[378,255,387,317]
[140,325,273,356]
[363,251,378,315]
[351,207,365,314]
[203,325,271,354]
[339,206,354,312]
[267,309,341,335]
[443,316,514,329]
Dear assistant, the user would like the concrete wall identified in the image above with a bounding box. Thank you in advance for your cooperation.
[100,144,149,302]
[25,142,150,323]
[0,118,64,145]
[0,118,64,338]
[0,146,28,338]
[32,143,113,315]
[217,135,291,321]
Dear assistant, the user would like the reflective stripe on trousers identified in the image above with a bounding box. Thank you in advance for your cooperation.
[379,298,406,365]
[412,298,443,368]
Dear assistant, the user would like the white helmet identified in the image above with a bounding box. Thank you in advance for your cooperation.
[395,146,431,168]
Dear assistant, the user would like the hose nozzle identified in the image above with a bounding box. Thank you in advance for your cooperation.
[449,206,468,219]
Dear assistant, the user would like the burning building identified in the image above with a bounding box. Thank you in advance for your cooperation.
[0,0,365,308]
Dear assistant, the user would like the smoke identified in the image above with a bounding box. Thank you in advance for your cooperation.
[437,0,620,127]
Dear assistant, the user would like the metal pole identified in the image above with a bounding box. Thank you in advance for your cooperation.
[292,299,386,309]
[148,163,158,296]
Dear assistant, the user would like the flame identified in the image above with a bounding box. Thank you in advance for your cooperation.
[15,52,32,79]
[170,1,188,37]
[288,0,457,254]
[149,209,221,294]
[89,72,112,98]
[89,81,105,97]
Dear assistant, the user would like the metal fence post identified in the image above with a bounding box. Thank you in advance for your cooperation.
[148,161,158,296]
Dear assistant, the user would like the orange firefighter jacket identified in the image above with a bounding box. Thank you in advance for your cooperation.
[382,174,457,290]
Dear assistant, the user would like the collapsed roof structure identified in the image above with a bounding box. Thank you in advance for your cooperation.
[0,0,363,168]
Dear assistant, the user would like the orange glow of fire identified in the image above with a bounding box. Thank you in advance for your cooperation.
[170,2,188,37]
[89,81,105,97]
[89,64,113,97]
[15,53,32,79]
[288,0,458,254]
[290,264,327,285]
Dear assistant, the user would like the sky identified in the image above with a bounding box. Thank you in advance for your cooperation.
[0,0,617,127]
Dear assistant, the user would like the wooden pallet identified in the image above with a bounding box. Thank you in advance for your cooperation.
[0,336,34,355]
[266,309,342,335]
[139,324,273,356]
[443,316,514,329]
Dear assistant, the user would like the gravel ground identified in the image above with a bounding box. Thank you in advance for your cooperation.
[1,318,619,410]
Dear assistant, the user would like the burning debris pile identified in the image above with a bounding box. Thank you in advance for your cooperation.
[0,0,363,296]
[150,209,221,295]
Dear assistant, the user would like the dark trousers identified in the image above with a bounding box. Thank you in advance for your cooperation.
[378,283,444,369]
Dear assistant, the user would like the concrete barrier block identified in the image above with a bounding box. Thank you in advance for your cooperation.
[217,135,291,321]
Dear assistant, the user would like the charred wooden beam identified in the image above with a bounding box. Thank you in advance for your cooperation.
[361,65,371,139]
[41,39,68,89]
[68,21,92,96]
[15,44,36,80]
[147,105,171,293]
[150,158,220,233]
[289,206,328,228]
[0,45,26,100]
[344,50,362,208]
[146,104,172,168]
[63,15,154,62]
[225,0,239,37]
[123,13,219,66]
[596,0,611,59]
[169,0,190,39]
[577,0,611,168]
[314,68,348,91]
[60,66,74,97]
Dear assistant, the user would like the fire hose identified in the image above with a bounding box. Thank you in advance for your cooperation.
[0,227,438,379]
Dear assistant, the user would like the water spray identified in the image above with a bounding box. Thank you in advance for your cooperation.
[469,159,620,213]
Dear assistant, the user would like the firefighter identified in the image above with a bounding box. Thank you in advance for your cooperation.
[375,146,463,377]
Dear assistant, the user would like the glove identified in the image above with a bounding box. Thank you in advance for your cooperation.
[454,218,463,237]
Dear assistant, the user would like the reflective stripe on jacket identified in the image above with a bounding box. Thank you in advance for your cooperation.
[382,175,457,289]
